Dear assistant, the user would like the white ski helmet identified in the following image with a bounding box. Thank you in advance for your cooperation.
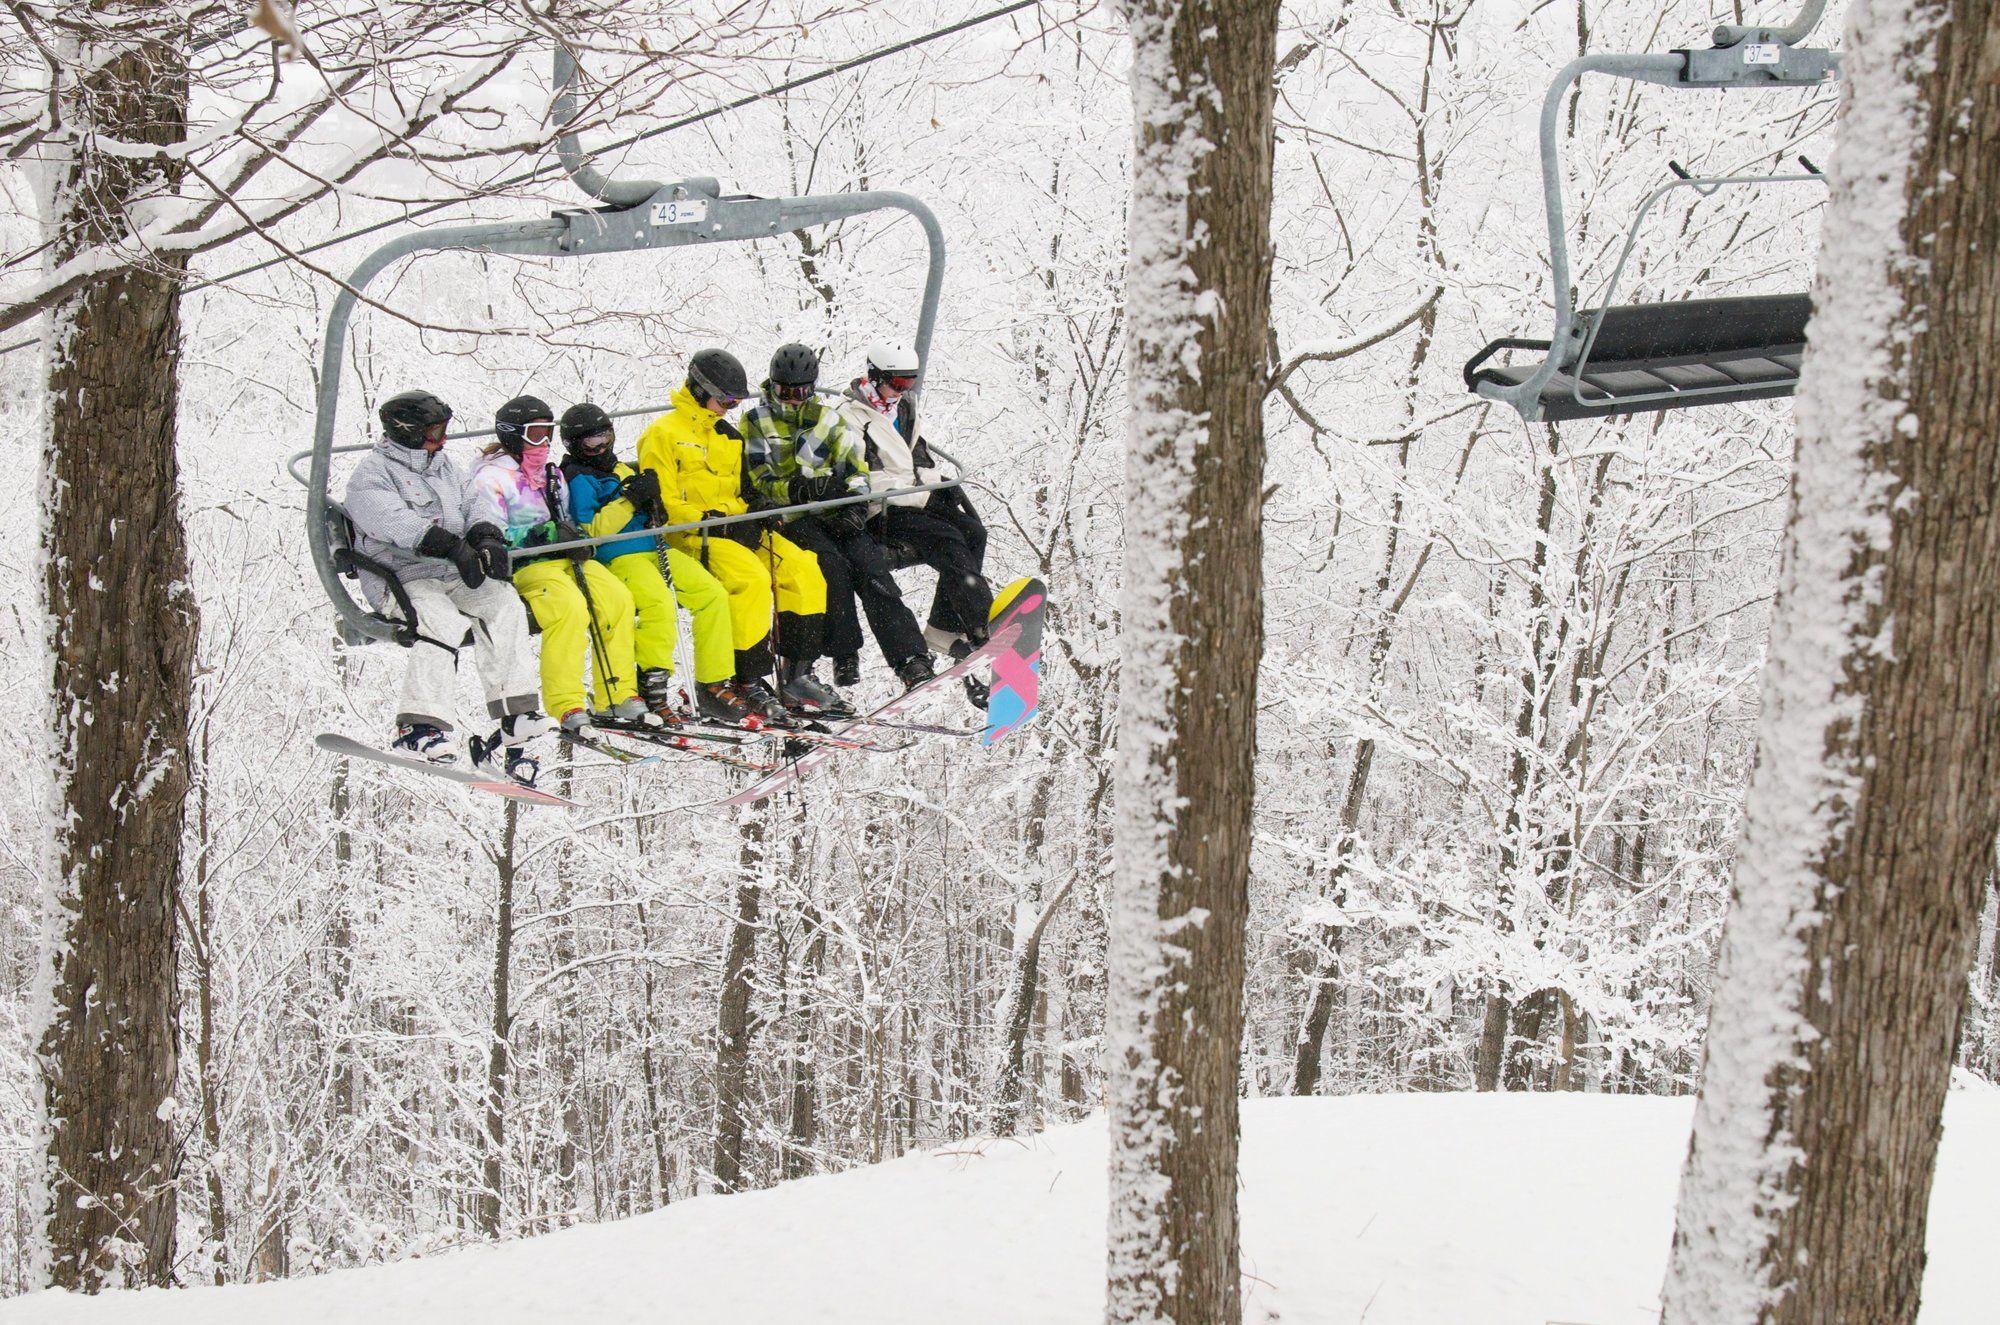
[864,341,921,380]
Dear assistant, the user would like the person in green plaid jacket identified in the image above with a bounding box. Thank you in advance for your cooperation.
[743,342,936,693]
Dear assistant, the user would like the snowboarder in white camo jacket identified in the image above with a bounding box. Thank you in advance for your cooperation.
[343,389,551,767]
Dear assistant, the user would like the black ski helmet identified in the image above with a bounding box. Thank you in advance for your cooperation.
[493,394,555,457]
[686,348,749,404]
[560,402,614,447]
[769,342,820,390]
[379,390,452,448]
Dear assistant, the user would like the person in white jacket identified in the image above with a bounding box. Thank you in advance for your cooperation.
[342,389,550,770]
[836,343,994,700]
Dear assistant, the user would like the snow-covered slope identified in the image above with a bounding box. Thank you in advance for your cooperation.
[11,1092,1999,1324]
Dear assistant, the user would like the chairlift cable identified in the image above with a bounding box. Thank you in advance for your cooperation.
[0,0,1047,362]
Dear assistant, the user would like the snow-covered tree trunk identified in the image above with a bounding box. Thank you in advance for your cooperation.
[1104,0,1277,1320]
[477,803,520,1238]
[713,812,764,1194]
[33,6,197,1292]
[1662,3,2000,1321]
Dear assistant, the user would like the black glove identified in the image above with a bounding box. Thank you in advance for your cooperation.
[714,418,743,440]
[828,502,870,538]
[618,470,662,512]
[555,519,592,562]
[417,524,485,588]
[793,473,841,506]
[464,521,512,582]
[725,518,765,548]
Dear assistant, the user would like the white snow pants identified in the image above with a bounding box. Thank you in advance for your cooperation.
[394,576,541,731]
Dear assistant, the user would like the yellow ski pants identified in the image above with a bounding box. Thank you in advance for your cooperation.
[666,530,826,652]
[605,549,735,685]
[513,558,637,718]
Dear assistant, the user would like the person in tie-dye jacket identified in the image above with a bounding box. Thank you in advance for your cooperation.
[469,395,657,737]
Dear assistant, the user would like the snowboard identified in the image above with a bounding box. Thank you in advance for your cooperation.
[316,733,580,809]
[722,576,1046,808]
[981,577,1045,747]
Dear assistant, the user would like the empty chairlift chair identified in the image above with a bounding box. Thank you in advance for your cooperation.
[1465,20,1839,424]
[1466,292,1814,422]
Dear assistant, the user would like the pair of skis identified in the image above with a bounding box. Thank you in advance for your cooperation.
[317,576,1046,810]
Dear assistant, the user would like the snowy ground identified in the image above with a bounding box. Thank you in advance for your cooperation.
[11,1091,1998,1324]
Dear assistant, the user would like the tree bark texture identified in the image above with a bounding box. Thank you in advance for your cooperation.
[477,803,519,1238]
[35,7,196,1292]
[1663,4,2000,1322]
[713,812,764,1194]
[1103,1,1277,1321]
[782,899,828,1180]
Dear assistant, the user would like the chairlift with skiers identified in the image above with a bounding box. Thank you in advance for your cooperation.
[289,44,1044,806]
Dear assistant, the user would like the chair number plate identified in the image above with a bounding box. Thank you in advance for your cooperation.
[649,199,711,226]
[1742,43,1781,64]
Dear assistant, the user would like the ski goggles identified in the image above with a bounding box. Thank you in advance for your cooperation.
[573,429,615,452]
[522,421,555,443]
[882,373,918,392]
[422,421,449,445]
[773,381,815,405]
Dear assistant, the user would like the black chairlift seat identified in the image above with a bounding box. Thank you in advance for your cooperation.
[1466,292,1812,422]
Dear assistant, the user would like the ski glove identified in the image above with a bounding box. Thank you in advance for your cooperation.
[523,521,592,563]
[704,510,763,548]
[792,473,842,507]
[465,522,511,582]
[828,502,871,538]
[618,470,662,512]
[556,520,593,562]
[417,524,486,588]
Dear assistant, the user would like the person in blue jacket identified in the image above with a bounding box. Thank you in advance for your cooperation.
[559,401,752,723]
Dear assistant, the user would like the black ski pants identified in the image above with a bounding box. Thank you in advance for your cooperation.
[784,515,928,669]
[880,496,993,642]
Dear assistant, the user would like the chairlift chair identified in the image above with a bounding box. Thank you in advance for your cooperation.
[295,45,966,647]
[1465,13,1840,424]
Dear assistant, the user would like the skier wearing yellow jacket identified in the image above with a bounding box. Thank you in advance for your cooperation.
[634,348,843,719]
[558,401,755,725]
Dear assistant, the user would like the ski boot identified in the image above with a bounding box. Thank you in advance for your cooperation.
[696,679,755,726]
[392,722,454,764]
[833,653,863,687]
[605,696,666,730]
[781,661,857,720]
[560,708,598,739]
[734,677,794,727]
[639,667,686,722]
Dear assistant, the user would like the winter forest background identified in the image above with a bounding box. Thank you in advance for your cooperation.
[0,0,1993,1296]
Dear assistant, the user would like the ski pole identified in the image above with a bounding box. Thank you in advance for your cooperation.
[547,463,626,703]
